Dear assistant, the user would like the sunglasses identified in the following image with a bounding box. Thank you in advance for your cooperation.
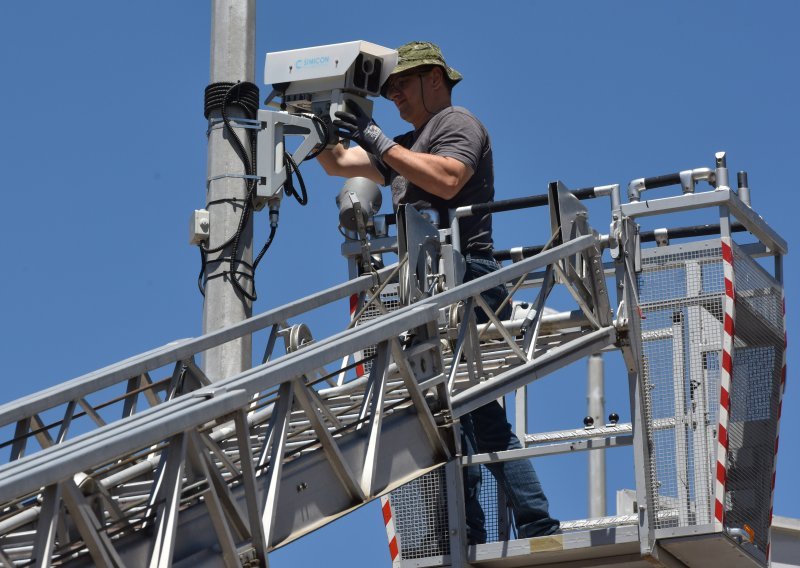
[384,71,432,98]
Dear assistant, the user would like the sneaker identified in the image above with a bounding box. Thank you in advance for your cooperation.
[519,524,561,539]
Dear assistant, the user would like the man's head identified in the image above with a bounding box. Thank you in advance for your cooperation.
[381,42,462,97]
[382,41,461,127]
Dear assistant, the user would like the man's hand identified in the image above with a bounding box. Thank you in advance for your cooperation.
[333,102,396,158]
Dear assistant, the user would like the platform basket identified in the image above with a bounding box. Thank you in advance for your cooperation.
[637,239,784,556]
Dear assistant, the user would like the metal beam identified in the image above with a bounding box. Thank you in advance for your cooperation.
[291,380,365,502]
[0,265,396,430]
[452,326,618,417]
[233,410,268,564]
[389,338,451,461]
[0,389,250,504]
[60,480,127,567]
[359,342,389,497]
[620,189,787,254]
[464,434,633,464]
[148,434,187,568]
[186,433,242,568]
[260,382,293,550]
[30,484,59,568]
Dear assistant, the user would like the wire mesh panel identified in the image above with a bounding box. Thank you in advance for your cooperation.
[725,244,784,553]
[352,283,401,375]
[390,464,505,562]
[478,469,504,543]
[392,467,451,559]
[638,243,724,530]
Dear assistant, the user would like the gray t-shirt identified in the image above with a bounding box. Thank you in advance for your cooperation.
[375,106,495,255]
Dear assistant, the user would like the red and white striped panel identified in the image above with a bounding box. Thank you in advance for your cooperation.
[381,495,401,565]
[766,290,787,561]
[714,237,736,528]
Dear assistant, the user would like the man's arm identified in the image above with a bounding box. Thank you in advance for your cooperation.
[317,144,385,185]
[382,145,474,201]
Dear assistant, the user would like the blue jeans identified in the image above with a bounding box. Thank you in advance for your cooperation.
[461,255,559,543]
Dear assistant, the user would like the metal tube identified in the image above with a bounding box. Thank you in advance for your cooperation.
[737,171,751,207]
[493,245,543,262]
[452,326,617,417]
[715,151,729,190]
[587,354,606,518]
[639,222,747,243]
[592,183,621,215]
[454,186,599,219]
[203,0,257,381]
[628,173,681,202]
[450,213,461,253]
[463,310,591,339]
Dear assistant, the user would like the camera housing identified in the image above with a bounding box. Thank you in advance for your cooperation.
[255,42,396,205]
[265,41,397,138]
[265,41,397,111]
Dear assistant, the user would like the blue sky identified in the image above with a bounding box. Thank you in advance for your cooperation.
[1,1,798,566]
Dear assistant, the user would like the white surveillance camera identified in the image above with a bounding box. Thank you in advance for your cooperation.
[265,41,397,103]
[255,42,396,204]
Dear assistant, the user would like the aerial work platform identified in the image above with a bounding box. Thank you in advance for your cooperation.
[0,152,788,567]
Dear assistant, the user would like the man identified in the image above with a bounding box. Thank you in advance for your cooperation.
[318,41,560,543]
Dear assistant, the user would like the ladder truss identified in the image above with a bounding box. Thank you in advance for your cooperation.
[0,155,788,568]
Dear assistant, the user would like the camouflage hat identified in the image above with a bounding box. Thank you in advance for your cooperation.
[381,41,462,97]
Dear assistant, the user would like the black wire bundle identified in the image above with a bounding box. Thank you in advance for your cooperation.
[198,82,316,302]
[203,81,260,121]
[199,81,262,301]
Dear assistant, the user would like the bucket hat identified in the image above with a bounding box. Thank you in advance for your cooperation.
[381,41,462,97]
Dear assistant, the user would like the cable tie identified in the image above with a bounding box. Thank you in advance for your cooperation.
[206,117,261,128]
[206,197,247,209]
[206,117,262,137]
[206,173,260,188]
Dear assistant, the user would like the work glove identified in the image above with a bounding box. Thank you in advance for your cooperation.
[333,102,397,158]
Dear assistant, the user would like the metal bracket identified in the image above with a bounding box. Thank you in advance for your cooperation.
[654,228,669,247]
[255,109,327,204]
[397,205,442,305]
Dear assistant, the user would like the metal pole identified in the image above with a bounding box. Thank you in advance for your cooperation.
[203,0,256,381]
[587,354,606,517]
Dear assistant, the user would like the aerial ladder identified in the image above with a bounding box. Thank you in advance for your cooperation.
[0,146,788,567]
[0,34,789,567]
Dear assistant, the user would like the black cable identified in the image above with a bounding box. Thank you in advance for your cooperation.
[197,82,320,300]
[200,81,259,256]
[204,82,260,121]
[197,247,207,296]
[197,248,259,296]
[253,224,278,271]
[304,114,331,161]
[206,197,246,208]
[199,81,260,299]
[283,153,309,206]
[418,72,438,116]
